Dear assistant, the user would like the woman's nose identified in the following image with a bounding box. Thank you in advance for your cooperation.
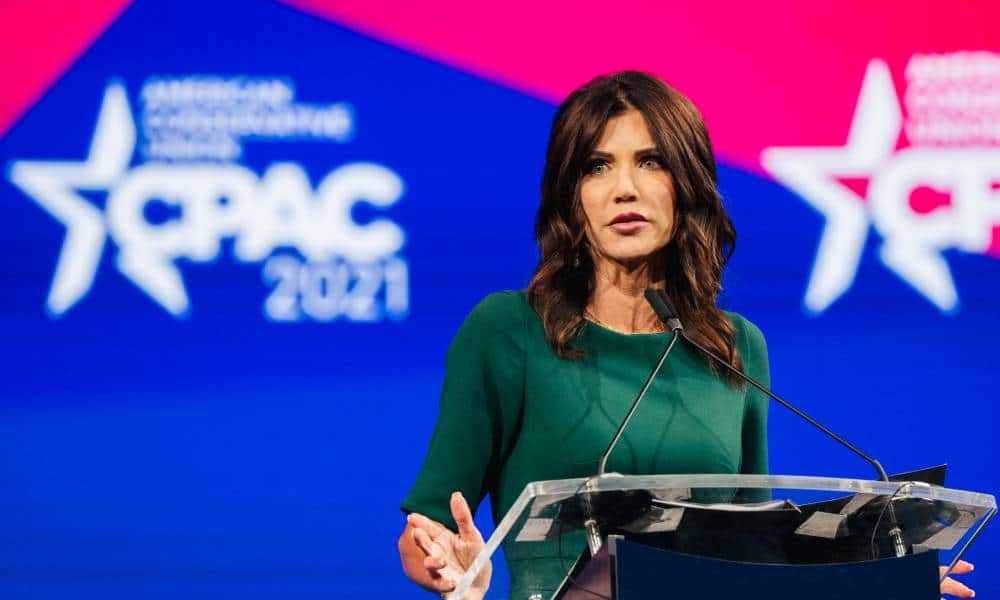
[613,167,639,203]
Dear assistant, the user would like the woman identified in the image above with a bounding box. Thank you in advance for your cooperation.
[397,71,975,599]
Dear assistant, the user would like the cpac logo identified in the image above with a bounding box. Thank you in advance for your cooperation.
[763,54,1000,314]
[9,80,408,320]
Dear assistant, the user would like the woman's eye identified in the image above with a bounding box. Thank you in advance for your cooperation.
[587,160,609,175]
[639,156,663,169]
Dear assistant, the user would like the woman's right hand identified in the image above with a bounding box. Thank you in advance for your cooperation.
[400,491,492,599]
[940,560,975,598]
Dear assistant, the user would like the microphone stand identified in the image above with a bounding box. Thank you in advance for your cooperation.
[645,288,908,558]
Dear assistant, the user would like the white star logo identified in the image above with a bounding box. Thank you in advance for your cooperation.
[761,59,1000,314]
[9,78,414,321]
[9,83,135,316]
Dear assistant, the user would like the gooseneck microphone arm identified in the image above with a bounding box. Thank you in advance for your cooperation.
[588,299,684,555]
[645,287,907,557]
[644,288,891,482]
[597,328,681,476]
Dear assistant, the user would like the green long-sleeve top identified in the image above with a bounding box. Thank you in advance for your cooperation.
[402,291,770,598]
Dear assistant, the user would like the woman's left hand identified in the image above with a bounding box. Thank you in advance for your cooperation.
[940,560,975,598]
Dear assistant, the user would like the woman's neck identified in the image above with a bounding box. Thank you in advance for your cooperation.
[587,258,666,334]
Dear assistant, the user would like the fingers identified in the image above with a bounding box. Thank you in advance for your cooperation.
[434,577,458,594]
[404,511,466,596]
[940,576,975,598]
[939,560,975,599]
[407,512,445,537]
[412,527,459,591]
[421,558,457,594]
[412,526,443,558]
[424,552,447,571]
[451,491,478,538]
[940,561,973,577]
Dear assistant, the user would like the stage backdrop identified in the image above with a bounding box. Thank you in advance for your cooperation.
[2,1,998,598]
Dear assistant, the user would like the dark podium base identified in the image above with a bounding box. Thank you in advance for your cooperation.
[615,536,940,600]
[556,536,940,600]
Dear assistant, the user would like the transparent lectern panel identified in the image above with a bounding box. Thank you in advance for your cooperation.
[453,474,996,600]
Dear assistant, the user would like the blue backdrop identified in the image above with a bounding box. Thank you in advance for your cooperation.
[1,1,996,598]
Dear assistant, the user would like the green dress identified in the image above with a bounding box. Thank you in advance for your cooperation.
[402,291,770,598]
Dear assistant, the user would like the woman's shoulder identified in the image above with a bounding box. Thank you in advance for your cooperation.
[723,310,768,357]
[446,290,534,370]
[462,290,533,331]
[722,311,771,400]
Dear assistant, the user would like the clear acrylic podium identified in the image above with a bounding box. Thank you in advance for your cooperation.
[452,473,996,600]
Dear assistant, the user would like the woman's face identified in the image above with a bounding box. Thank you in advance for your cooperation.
[579,109,675,270]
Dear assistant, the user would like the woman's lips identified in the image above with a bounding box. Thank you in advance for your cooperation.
[610,221,646,234]
[609,213,647,234]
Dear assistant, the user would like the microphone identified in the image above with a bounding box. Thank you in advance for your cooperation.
[645,287,908,558]
[644,288,682,332]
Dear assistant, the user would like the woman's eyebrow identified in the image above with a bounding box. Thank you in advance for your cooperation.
[590,147,660,159]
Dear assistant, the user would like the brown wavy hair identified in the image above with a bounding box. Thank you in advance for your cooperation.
[527,71,742,381]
